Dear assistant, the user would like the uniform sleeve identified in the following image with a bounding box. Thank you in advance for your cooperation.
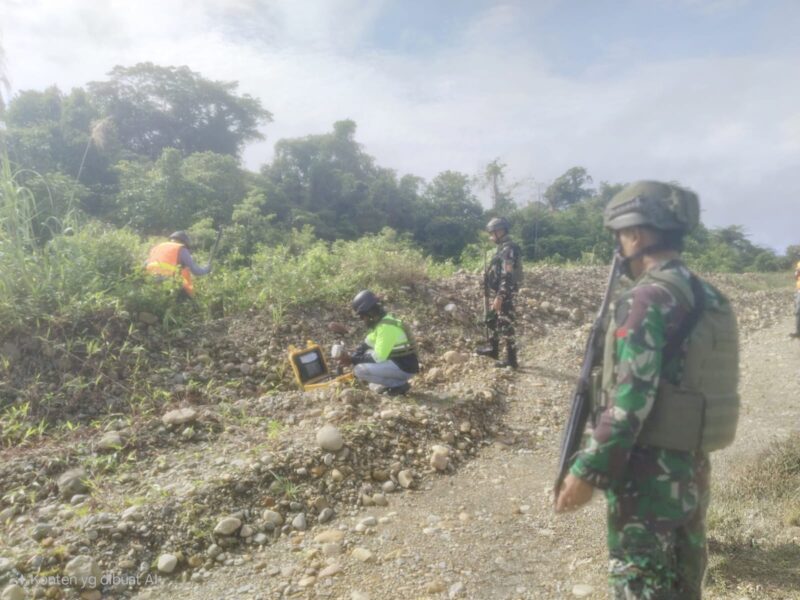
[497,245,517,299]
[570,284,672,489]
[178,247,211,276]
[372,324,402,362]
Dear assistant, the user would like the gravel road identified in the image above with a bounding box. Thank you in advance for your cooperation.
[132,312,800,600]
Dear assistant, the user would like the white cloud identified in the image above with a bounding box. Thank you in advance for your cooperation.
[1,0,798,250]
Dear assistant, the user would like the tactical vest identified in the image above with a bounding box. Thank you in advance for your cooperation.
[598,267,739,453]
[486,239,524,291]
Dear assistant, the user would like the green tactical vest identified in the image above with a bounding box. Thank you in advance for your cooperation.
[486,239,524,290]
[597,268,740,453]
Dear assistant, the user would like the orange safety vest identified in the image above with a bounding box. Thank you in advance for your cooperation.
[145,242,194,295]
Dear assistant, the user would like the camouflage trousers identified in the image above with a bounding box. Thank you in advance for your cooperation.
[486,300,516,353]
[794,291,800,334]
[606,448,710,599]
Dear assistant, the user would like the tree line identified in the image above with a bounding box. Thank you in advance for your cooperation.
[1,62,796,272]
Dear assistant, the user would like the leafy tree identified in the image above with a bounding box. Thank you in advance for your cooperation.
[113,148,247,232]
[595,181,625,206]
[543,166,594,211]
[785,245,800,265]
[228,190,284,259]
[4,88,70,174]
[3,88,115,190]
[181,152,246,223]
[516,197,610,262]
[415,171,483,259]
[685,224,781,272]
[5,87,63,126]
[516,202,550,260]
[88,63,272,159]
[264,120,391,240]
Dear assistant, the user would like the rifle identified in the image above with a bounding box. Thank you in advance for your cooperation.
[482,247,490,340]
[208,227,223,268]
[554,253,621,498]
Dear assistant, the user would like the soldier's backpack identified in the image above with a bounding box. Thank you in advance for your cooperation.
[636,269,740,452]
[494,240,524,288]
[511,242,524,287]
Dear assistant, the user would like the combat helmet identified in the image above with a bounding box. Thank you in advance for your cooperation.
[486,217,510,233]
[604,181,699,233]
[169,230,192,248]
[351,290,380,315]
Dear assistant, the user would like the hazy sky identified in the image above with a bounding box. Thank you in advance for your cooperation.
[2,0,799,251]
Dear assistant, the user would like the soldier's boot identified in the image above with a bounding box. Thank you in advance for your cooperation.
[494,343,518,369]
[476,339,499,359]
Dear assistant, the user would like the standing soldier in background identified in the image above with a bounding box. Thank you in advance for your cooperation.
[792,259,800,338]
[145,231,211,300]
[556,182,739,599]
[476,217,523,368]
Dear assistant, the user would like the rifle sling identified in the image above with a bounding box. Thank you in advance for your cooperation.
[661,275,705,366]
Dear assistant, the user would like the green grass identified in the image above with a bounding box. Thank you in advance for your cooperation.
[713,270,794,292]
[706,434,800,597]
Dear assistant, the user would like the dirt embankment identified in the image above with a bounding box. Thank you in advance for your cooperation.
[0,268,794,600]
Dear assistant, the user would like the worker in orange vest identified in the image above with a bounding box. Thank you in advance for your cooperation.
[145,231,211,298]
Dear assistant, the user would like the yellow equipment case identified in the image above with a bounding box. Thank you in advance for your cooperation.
[288,341,354,391]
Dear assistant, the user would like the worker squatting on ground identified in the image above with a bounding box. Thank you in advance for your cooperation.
[336,290,419,396]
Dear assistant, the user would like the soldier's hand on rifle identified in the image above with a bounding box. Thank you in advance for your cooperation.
[491,296,503,313]
[555,473,594,513]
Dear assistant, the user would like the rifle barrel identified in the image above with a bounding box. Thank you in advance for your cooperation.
[554,254,620,496]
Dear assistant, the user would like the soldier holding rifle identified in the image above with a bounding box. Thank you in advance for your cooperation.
[476,217,523,368]
[555,182,739,599]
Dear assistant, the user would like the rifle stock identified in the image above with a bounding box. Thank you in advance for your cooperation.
[554,254,621,497]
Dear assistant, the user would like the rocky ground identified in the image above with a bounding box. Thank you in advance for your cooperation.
[0,267,795,600]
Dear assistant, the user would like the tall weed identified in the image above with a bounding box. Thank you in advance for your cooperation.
[211,228,455,312]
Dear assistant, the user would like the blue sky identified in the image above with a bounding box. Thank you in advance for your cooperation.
[2,0,799,251]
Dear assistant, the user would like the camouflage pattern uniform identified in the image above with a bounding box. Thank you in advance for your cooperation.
[484,235,522,366]
[794,261,800,336]
[571,259,720,599]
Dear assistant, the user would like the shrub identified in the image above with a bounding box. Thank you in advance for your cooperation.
[199,228,454,316]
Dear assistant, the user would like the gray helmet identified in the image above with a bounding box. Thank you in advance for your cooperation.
[604,181,700,233]
[486,217,510,233]
[168,230,191,248]
[351,290,380,315]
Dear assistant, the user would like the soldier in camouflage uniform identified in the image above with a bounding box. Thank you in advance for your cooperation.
[556,182,739,599]
[792,260,800,338]
[477,217,522,368]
